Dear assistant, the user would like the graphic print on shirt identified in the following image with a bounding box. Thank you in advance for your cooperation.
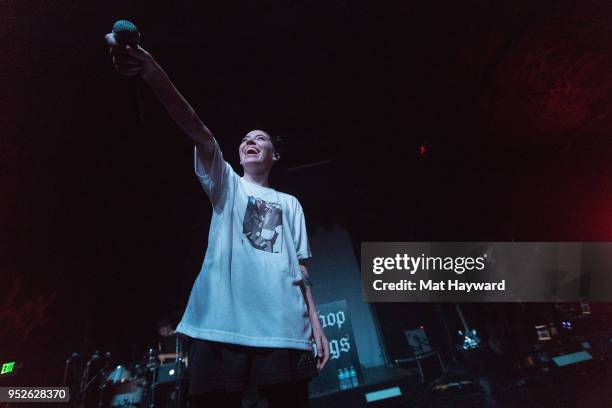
[243,196,283,253]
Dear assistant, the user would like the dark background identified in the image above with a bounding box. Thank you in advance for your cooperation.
[1,0,611,385]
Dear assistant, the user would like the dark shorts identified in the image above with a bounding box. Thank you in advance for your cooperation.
[188,338,318,394]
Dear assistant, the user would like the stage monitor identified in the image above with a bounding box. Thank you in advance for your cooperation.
[552,351,593,367]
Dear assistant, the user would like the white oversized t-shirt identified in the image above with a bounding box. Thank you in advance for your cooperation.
[176,140,313,350]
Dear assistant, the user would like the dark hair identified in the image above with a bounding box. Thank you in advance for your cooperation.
[156,317,172,329]
[269,133,285,154]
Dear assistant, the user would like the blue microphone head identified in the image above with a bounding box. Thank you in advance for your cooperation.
[112,20,140,46]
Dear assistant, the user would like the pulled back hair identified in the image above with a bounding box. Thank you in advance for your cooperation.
[269,133,285,155]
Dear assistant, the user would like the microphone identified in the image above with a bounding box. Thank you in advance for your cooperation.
[86,351,102,366]
[65,352,80,364]
[62,353,80,386]
[99,352,112,384]
[109,19,145,123]
[112,20,140,47]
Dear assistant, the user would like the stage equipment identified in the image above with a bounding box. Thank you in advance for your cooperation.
[453,304,481,351]
[103,375,146,407]
[96,361,146,408]
[155,362,186,385]
[458,329,481,350]
[310,366,420,408]
[580,300,591,314]
[106,365,132,384]
[68,345,183,408]
[395,350,446,384]
[62,353,79,385]
[395,327,446,383]
[535,324,553,341]
[75,351,111,408]
[405,327,432,356]
[428,370,483,405]
[552,351,593,367]
[143,335,188,408]
[98,357,187,408]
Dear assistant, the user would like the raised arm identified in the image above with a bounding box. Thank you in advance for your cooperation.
[105,34,216,170]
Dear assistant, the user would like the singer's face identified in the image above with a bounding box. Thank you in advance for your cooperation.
[239,130,276,171]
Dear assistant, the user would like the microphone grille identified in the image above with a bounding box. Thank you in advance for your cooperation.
[112,20,140,46]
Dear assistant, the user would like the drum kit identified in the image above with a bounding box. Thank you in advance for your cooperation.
[66,340,189,408]
[102,363,146,408]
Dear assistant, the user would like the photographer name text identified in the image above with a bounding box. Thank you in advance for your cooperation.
[373,279,506,292]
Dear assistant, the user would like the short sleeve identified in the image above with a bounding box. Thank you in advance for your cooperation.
[292,200,312,260]
[194,140,232,208]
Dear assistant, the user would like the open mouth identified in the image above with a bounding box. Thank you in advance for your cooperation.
[245,147,260,155]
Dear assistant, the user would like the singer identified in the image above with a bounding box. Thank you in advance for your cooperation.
[106,31,329,407]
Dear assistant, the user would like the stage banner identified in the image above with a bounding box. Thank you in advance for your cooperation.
[310,300,362,395]
[362,242,612,302]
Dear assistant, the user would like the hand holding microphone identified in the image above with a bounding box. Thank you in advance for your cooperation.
[105,20,157,79]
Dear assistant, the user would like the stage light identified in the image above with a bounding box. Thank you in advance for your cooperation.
[418,142,432,159]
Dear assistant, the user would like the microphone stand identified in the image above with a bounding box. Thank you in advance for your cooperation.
[145,348,159,408]
[63,353,79,386]
[63,353,80,408]
[97,353,112,408]
[173,335,183,408]
[77,352,102,408]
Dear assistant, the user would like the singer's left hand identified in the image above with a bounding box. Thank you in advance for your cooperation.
[311,314,330,370]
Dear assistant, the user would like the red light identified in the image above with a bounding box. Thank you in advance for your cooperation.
[418,143,432,159]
